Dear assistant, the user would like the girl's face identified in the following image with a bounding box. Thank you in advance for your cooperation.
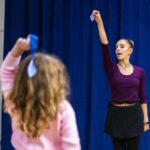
[115,40,133,61]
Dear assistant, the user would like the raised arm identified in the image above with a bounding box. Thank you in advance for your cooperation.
[91,10,115,74]
[0,37,30,99]
[92,10,108,44]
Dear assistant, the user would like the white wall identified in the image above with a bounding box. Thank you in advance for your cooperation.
[0,0,5,146]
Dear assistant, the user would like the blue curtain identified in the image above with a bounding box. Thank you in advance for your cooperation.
[2,0,150,150]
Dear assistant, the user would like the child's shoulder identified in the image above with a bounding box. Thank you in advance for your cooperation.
[58,100,75,117]
[58,100,74,111]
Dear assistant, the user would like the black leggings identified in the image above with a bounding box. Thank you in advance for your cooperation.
[111,136,140,150]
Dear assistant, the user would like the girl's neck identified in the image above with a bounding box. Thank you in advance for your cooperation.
[118,60,131,68]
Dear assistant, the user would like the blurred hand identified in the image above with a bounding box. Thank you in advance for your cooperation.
[144,123,149,132]
[15,37,30,52]
[11,36,30,57]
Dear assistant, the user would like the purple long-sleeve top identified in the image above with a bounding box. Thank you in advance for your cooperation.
[101,43,147,104]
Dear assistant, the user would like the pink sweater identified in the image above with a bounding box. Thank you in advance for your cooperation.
[0,53,81,150]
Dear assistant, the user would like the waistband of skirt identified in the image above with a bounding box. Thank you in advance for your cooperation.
[109,101,140,108]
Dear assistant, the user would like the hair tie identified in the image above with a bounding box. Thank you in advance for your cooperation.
[27,34,39,78]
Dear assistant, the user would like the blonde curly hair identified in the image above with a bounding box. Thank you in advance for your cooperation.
[5,53,70,138]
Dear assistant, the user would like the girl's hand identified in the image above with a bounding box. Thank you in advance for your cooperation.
[11,37,30,57]
[92,10,102,24]
[144,122,149,132]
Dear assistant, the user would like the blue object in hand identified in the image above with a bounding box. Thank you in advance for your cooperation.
[29,34,39,54]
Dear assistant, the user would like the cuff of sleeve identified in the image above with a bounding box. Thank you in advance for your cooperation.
[101,43,109,49]
[140,101,147,104]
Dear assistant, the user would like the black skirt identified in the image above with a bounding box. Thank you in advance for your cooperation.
[104,102,144,138]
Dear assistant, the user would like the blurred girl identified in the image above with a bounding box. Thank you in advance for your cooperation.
[0,36,81,150]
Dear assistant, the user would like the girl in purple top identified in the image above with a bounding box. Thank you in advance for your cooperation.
[91,10,149,150]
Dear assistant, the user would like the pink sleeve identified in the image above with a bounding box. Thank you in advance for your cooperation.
[60,101,81,150]
[0,52,21,93]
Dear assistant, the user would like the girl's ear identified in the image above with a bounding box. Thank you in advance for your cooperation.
[129,48,133,55]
